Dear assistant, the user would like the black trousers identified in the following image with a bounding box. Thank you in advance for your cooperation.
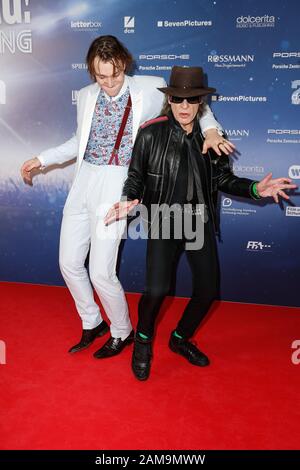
[137,217,220,339]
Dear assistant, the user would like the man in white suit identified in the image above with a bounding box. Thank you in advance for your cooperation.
[21,35,234,358]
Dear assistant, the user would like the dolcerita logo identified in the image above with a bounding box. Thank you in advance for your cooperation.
[208,54,255,69]
[157,19,212,28]
[236,14,276,28]
[124,16,135,33]
[288,165,300,179]
[0,80,6,104]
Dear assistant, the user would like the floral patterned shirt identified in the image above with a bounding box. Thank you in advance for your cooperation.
[83,86,133,166]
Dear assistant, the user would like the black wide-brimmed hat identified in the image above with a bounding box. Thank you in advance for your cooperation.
[158,65,216,97]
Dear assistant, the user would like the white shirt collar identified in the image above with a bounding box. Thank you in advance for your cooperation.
[102,75,129,102]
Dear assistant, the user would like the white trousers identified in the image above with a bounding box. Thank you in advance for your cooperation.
[59,161,132,340]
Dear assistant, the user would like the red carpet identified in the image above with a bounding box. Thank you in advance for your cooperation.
[0,282,299,450]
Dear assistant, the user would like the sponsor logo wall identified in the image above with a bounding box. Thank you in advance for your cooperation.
[0,0,299,307]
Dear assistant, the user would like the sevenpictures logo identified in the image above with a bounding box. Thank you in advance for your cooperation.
[157,19,212,28]
[236,14,276,28]
[208,54,255,69]
[212,95,267,103]
[0,0,32,53]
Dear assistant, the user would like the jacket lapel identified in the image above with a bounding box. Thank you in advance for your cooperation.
[127,76,143,141]
[78,83,100,161]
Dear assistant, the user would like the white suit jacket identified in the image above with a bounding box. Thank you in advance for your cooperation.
[38,74,222,182]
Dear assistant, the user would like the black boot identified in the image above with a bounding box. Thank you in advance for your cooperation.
[68,320,109,354]
[132,334,152,381]
[169,331,209,367]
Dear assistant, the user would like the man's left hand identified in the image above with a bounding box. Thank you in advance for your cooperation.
[256,173,297,203]
[202,129,236,156]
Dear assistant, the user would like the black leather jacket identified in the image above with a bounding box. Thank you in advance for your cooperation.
[123,113,258,232]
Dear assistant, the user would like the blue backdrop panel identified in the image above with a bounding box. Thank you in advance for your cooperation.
[0,0,299,306]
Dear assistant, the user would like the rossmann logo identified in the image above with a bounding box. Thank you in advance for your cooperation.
[139,54,190,60]
[208,54,254,63]
[246,241,272,252]
[226,129,250,139]
[236,14,276,28]
[288,165,300,179]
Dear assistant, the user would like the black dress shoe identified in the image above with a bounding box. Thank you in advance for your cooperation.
[68,320,109,354]
[93,330,134,359]
[132,335,152,381]
[169,332,210,367]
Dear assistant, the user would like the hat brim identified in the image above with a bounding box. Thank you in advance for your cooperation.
[157,86,216,97]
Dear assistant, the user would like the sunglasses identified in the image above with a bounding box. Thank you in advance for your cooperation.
[169,95,202,104]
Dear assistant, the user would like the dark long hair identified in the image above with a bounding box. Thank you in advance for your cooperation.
[86,35,134,81]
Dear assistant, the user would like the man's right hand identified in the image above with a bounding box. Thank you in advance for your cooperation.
[104,199,139,226]
[20,157,42,185]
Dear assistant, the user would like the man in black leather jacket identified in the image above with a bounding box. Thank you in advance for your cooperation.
[105,66,296,381]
